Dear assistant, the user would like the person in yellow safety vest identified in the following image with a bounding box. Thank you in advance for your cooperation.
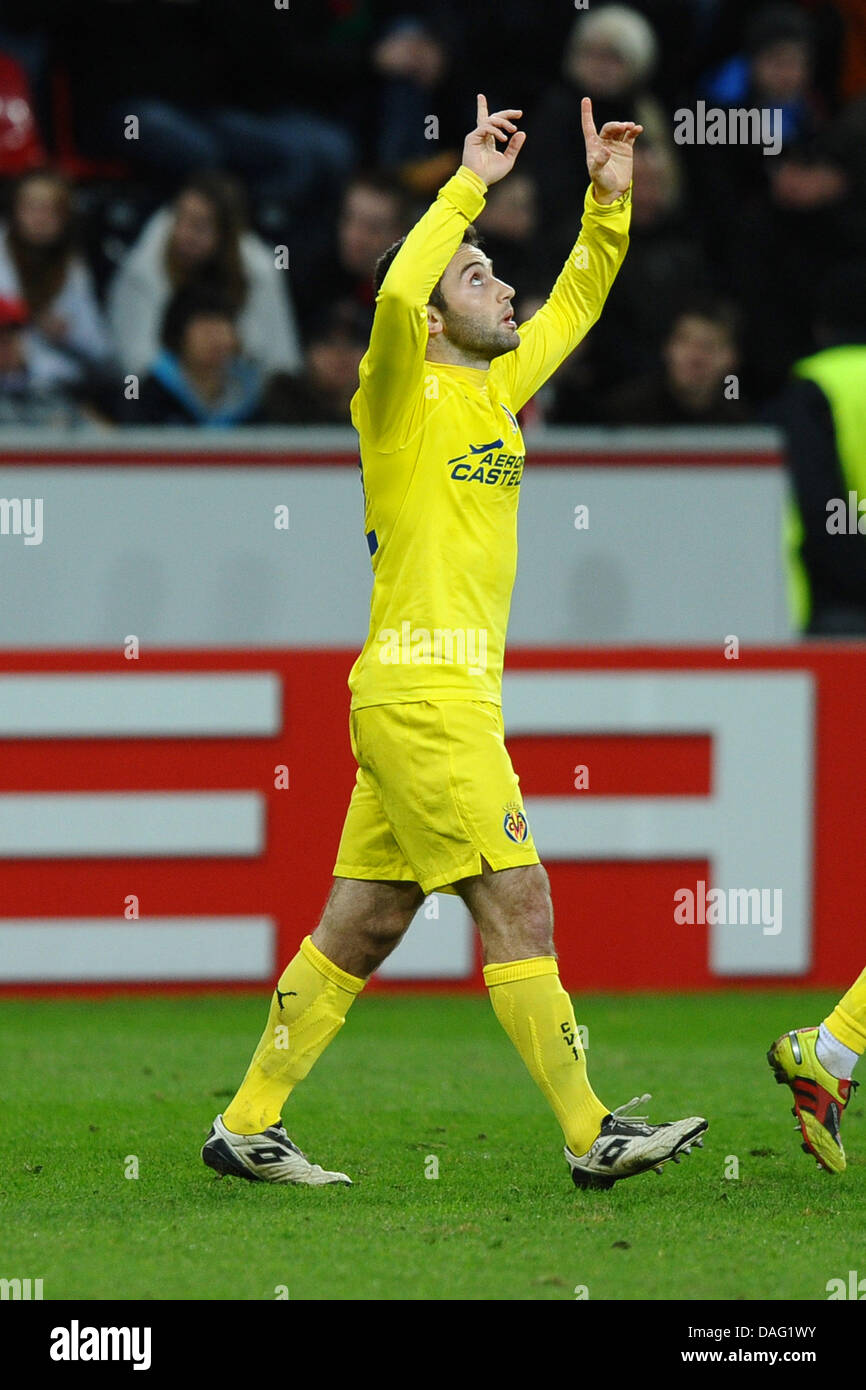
[774,262,866,635]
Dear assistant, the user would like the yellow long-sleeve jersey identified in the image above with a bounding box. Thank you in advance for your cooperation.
[348,163,631,710]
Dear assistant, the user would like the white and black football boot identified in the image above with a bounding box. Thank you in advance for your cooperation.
[202,1114,352,1186]
[565,1093,707,1189]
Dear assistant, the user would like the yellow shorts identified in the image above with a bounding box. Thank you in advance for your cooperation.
[333,700,540,895]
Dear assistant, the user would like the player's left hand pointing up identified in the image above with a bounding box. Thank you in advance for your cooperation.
[581,96,643,202]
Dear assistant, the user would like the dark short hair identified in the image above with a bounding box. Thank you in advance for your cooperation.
[160,284,237,353]
[373,225,483,313]
[345,169,407,210]
[307,299,371,347]
[745,3,812,56]
[669,294,741,346]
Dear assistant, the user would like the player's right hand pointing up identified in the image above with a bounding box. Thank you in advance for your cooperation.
[462,94,525,188]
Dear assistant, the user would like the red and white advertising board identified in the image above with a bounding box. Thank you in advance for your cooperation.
[0,646,861,995]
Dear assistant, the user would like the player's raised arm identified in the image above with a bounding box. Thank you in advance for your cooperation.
[355,96,525,450]
[493,97,642,412]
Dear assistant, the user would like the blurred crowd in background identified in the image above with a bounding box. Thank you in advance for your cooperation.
[0,0,864,432]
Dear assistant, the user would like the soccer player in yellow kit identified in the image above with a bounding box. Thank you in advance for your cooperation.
[769,967,865,1172]
[202,95,708,1190]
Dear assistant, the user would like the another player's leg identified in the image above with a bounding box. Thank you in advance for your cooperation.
[202,877,424,1185]
[768,965,865,1172]
[457,859,707,1190]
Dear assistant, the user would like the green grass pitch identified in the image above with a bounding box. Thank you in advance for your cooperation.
[1,991,862,1301]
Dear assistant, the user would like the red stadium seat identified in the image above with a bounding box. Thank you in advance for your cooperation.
[0,51,46,175]
[49,66,130,180]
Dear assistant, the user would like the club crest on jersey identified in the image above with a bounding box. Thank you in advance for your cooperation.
[501,403,519,433]
[503,803,529,843]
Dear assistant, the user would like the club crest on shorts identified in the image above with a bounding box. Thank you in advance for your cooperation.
[503,802,529,843]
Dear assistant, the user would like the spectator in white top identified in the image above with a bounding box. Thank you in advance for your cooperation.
[108,171,302,377]
[0,168,113,389]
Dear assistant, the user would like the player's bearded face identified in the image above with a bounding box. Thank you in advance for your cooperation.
[436,249,519,360]
[440,303,519,359]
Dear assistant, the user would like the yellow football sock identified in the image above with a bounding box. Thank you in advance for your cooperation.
[483,955,609,1155]
[222,935,364,1135]
[824,966,866,1056]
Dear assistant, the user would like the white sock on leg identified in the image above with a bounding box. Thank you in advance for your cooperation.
[815,1022,860,1080]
